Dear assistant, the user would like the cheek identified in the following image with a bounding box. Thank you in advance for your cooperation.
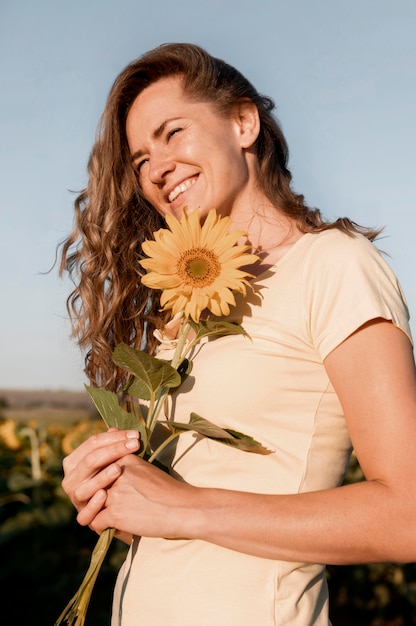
[138,169,157,201]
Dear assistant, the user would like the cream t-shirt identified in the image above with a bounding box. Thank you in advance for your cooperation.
[112,230,411,626]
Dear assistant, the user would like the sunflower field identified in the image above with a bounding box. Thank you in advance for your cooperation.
[0,394,415,625]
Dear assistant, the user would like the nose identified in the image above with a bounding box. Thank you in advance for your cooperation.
[148,149,175,185]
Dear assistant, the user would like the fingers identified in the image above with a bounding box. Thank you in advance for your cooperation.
[76,489,107,527]
[85,458,196,538]
[61,429,140,510]
[63,429,140,475]
[76,457,144,531]
[72,462,122,506]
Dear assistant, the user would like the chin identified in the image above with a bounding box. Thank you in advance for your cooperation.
[173,205,203,220]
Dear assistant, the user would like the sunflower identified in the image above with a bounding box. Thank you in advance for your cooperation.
[139,209,259,322]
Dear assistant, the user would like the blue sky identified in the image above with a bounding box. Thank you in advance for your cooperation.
[1,0,415,390]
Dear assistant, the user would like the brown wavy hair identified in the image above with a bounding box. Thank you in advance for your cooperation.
[59,42,380,390]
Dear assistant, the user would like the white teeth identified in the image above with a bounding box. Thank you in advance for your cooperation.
[168,177,196,203]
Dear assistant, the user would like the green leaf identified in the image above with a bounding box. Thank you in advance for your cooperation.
[85,386,148,446]
[189,320,248,344]
[112,344,181,399]
[125,377,152,401]
[160,413,272,455]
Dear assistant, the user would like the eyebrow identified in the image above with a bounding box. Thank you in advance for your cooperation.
[130,117,184,162]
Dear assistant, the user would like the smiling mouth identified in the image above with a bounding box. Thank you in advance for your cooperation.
[168,176,197,203]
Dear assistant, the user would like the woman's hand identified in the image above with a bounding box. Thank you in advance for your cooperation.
[77,454,198,540]
[61,428,140,522]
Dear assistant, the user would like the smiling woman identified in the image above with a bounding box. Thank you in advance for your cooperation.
[125,75,257,221]
[58,43,416,626]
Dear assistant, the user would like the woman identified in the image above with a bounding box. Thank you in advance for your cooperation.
[60,44,416,625]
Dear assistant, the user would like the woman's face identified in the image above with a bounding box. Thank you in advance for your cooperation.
[125,76,258,221]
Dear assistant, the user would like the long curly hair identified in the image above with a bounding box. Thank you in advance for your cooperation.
[59,42,380,390]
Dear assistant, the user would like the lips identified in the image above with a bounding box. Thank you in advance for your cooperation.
[168,176,198,203]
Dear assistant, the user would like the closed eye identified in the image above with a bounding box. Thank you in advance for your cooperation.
[167,127,182,141]
[135,158,148,173]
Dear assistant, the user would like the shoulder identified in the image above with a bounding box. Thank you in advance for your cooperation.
[299,230,412,357]
[304,229,379,259]
[301,229,391,279]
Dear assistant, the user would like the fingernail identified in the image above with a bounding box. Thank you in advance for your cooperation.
[126,430,139,439]
[92,490,106,503]
[126,438,140,449]
[107,464,120,477]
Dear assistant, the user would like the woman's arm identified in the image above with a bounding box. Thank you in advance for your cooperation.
[191,319,416,564]
[74,319,416,564]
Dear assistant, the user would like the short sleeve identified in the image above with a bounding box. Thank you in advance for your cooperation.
[301,230,412,360]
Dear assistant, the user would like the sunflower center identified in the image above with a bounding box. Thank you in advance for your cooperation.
[177,247,221,286]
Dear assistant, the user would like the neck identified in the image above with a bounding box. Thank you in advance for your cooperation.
[228,197,302,267]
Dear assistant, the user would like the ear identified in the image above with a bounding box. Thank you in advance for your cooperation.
[234,100,260,149]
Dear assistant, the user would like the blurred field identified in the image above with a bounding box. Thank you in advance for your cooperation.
[0,389,415,625]
[0,388,92,421]
[3,405,91,423]
[0,388,122,626]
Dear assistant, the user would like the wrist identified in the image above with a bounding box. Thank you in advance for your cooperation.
[177,486,225,542]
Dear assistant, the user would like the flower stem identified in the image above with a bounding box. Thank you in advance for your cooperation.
[55,527,115,626]
[171,320,191,370]
[147,389,167,434]
[147,430,183,464]
[147,318,191,433]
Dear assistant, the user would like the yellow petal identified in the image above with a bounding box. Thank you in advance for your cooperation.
[141,273,183,289]
[140,208,259,320]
